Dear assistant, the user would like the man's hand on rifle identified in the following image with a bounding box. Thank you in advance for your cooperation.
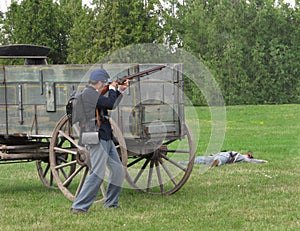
[109,80,118,89]
[117,79,129,93]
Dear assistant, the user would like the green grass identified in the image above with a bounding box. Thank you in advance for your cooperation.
[0,104,299,231]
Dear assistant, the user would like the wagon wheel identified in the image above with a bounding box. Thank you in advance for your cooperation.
[49,114,127,203]
[36,158,55,188]
[125,124,195,194]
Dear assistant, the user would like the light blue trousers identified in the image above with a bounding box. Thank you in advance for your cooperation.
[181,152,232,166]
[71,139,124,211]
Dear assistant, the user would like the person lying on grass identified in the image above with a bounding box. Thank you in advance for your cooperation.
[180,151,268,167]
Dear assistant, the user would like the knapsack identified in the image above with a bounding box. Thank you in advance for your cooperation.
[66,89,100,132]
[66,90,100,146]
[66,90,86,125]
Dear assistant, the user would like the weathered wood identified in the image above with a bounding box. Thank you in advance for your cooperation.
[0,152,49,160]
[0,144,48,150]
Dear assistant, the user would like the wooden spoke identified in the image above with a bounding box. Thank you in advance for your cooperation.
[165,149,190,153]
[160,153,187,171]
[127,155,148,168]
[74,167,89,197]
[54,146,77,155]
[58,130,81,149]
[54,160,77,170]
[133,158,151,184]
[155,160,164,192]
[158,158,177,186]
[146,161,154,192]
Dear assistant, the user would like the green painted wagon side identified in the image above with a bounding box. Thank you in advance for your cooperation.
[0,63,184,142]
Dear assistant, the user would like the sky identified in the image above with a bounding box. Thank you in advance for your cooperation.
[0,0,296,14]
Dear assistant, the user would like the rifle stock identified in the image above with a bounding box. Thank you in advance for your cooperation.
[100,65,166,95]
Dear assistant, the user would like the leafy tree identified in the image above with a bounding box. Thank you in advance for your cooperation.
[67,0,165,63]
[166,0,299,105]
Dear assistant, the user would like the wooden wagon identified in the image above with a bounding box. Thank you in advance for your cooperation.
[0,44,195,202]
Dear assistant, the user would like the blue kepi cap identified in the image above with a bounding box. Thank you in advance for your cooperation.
[89,69,110,82]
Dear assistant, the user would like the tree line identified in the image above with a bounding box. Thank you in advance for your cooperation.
[0,0,299,105]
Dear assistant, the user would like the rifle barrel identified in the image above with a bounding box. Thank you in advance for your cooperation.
[100,65,166,95]
[118,65,166,84]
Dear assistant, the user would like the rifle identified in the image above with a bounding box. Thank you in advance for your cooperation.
[100,65,166,95]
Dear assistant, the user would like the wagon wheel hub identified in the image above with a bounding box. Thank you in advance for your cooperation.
[158,144,168,154]
[76,147,91,168]
[150,145,168,160]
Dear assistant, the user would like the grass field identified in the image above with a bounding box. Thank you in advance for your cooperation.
[0,104,299,231]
